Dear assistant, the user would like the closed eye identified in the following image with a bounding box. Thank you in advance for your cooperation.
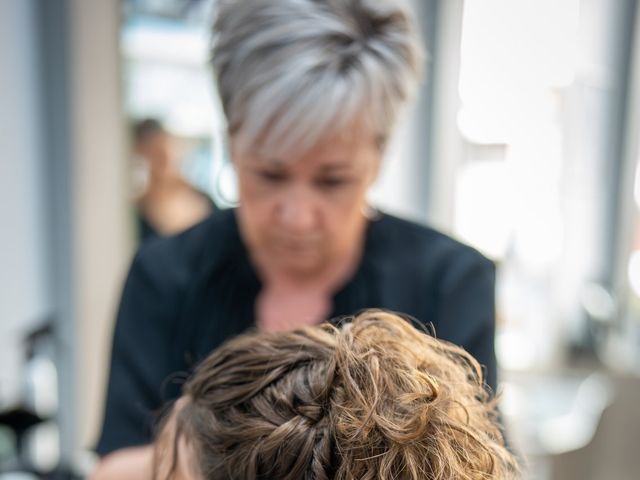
[315,177,351,188]
[257,170,288,183]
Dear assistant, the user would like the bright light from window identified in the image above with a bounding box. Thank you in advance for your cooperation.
[627,250,640,297]
[458,0,580,144]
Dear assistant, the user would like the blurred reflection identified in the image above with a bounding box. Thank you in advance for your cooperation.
[0,325,64,477]
[131,119,215,242]
[454,0,640,478]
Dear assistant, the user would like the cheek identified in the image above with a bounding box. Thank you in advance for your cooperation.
[321,185,370,250]
[236,175,277,242]
[237,171,280,210]
[326,176,370,215]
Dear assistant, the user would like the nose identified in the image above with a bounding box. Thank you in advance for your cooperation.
[277,184,317,233]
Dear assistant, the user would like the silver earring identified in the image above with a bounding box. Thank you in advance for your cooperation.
[362,203,381,221]
[213,158,239,208]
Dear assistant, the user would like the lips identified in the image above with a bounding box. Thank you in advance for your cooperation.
[272,236,321,254]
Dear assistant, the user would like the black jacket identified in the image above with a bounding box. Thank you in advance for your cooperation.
[96,209,496,455]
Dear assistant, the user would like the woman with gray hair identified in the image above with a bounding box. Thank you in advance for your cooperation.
[93,1,497,478]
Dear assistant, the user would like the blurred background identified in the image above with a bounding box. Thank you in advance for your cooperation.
[2,0,640,478]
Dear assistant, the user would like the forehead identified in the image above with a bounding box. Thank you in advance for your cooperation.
[238,126,379,169]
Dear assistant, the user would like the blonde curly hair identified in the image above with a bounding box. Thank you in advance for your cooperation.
[154,310,518,479]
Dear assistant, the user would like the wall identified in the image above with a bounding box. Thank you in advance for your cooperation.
[0,0,52,408]
[67,0,134,450]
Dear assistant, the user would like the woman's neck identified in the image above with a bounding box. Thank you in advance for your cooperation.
[257,234,366,295]
[253,237,365,332]
[251,218,369,332]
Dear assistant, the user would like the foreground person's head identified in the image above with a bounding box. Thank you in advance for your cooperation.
[154,311,518,479]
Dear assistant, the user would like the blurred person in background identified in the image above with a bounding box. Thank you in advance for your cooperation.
[133,118,215,242]
[153,310,518,480]
[92,1,498,478]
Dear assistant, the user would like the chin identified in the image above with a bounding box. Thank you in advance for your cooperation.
[278,253,324,277]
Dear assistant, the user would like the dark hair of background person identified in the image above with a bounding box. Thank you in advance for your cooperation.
[133,118,165,146]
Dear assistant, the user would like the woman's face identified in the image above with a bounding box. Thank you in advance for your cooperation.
[233,131,381,279]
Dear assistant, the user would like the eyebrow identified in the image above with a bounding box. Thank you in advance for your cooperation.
[256,161,354,172]
[317,163,353,172]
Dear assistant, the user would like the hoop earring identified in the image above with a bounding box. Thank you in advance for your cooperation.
[362,203,381,221]
[213,158,240,208]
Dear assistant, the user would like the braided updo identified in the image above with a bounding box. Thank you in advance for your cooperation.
[158,310,518,479]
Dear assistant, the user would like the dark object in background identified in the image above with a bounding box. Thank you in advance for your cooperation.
[0,408,42,441]
[0,323,82,479]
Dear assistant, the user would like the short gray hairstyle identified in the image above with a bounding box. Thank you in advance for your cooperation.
[212,0,424,158]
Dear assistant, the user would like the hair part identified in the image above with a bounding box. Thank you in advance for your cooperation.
[212,0,425,159]
[161,310,519,479]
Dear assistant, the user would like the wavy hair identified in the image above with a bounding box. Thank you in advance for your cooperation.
[155,310,518,479]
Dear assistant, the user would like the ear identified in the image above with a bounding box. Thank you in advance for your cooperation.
[366,132,387,185]
[367,152,383,186]
[228,136,239,166]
